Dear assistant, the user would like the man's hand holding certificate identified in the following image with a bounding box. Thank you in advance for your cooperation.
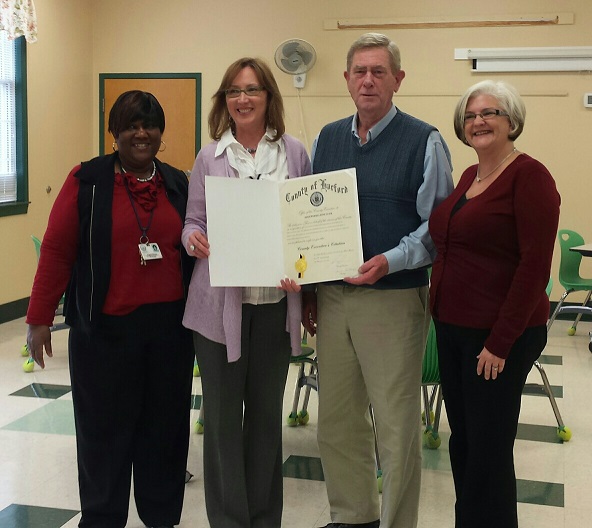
[205,168,363,287]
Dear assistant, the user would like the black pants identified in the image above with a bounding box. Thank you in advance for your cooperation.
[195,298,292,528]
[69,300,194,528]
[433,321,547,528]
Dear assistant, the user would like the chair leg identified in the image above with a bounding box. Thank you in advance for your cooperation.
[195,401,204,434]
[532,361,571,441]
[532,361,564,428]
[568,289,592,334]
[422,384,442,449]
[432,386,443,436]
[287,362,306,426]
[370,405,383,493]
[547,289,573,332]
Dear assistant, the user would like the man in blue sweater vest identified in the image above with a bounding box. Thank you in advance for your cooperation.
[305,33,453,528]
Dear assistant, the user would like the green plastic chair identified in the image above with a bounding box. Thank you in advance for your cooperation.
[421,320,442,449]
[547,229,592,334]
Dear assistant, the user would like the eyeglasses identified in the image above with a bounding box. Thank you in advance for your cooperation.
[224,86,266,98]
[464,108,509,123]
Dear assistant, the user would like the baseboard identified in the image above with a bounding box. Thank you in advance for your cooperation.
[0,298,29,324]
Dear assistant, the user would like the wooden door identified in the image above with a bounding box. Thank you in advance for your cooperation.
[99,74,202,173]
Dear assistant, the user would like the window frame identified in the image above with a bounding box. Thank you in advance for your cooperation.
[0,36,28,217]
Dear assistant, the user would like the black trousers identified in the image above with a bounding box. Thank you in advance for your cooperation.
[69,300,194,528]
[433,321,547,528]
[195,298,292,528]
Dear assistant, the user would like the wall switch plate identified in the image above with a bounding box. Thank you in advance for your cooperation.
[584,93,592,108]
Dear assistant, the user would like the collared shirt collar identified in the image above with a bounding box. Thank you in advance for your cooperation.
[214,127,277,157]
[351,104,398,145]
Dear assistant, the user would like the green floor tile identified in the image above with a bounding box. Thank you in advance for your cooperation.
[283,454,324,481]
[516,423,564,444]
[0,504,79,528]
[523,383,563,398]
[421,441,452,471]
[282,454,564,508]
[1,400,75,435]
[191,394,202,410]
[10,383,71,399]
[537,354,562,365]
[517,479,564,507]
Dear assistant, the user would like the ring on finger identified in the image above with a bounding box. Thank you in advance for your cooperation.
[189,244,196,251]
[492,366,498,371]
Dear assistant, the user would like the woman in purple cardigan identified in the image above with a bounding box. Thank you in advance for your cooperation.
[181,57,310,528]
[429,80,560,528]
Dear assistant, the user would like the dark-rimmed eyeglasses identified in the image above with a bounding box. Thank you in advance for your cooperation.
[464,108,509,123]
[224,86,266,98]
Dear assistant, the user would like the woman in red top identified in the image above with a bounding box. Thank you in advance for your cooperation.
[26,91,195,528]
[429,80,560,528]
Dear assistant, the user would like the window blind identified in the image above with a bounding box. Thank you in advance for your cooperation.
[0,32,16,203]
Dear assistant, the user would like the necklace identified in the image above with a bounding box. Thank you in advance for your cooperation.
[121,161,156,182]
[476,148,517,183]
[231,130,258,154]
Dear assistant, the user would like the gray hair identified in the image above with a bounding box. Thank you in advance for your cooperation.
[346,33,401,73]
[454,80,526,145]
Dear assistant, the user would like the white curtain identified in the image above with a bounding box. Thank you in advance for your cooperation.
[0,0,37,43]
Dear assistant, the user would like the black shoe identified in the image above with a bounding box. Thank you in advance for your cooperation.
[319,522,380,528]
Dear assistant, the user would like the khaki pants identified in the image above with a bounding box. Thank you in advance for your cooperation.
[316,285,429,528]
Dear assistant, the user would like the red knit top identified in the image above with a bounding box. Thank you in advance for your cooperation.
[429,153,560,359]
[26,165,184,326]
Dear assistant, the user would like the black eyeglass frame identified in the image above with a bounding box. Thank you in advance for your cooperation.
[224,86,266,98]
[463,108,509,123]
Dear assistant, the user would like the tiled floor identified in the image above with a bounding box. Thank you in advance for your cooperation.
[1,315,591,527]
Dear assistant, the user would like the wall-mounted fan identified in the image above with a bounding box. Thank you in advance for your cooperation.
[274,38,317,89]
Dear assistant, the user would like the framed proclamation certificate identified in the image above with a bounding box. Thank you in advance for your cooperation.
[205,168,363,287]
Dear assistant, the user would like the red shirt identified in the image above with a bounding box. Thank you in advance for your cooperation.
[429,154,560,359]
[27,165,184,326]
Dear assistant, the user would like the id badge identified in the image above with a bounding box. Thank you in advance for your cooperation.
[138,242,163,261]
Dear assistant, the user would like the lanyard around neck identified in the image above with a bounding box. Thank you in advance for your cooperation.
[123,178,154,243]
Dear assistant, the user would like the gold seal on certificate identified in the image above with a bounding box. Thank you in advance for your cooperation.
[295,253,307,278]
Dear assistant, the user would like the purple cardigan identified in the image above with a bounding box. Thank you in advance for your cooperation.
[182,134,311,362]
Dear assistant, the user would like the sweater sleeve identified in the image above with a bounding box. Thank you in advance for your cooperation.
[26,166,81,326]
[181,148,211,250]
[484,162,560,358]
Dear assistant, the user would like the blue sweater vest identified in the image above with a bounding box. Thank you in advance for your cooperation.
[313,110,434,289]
